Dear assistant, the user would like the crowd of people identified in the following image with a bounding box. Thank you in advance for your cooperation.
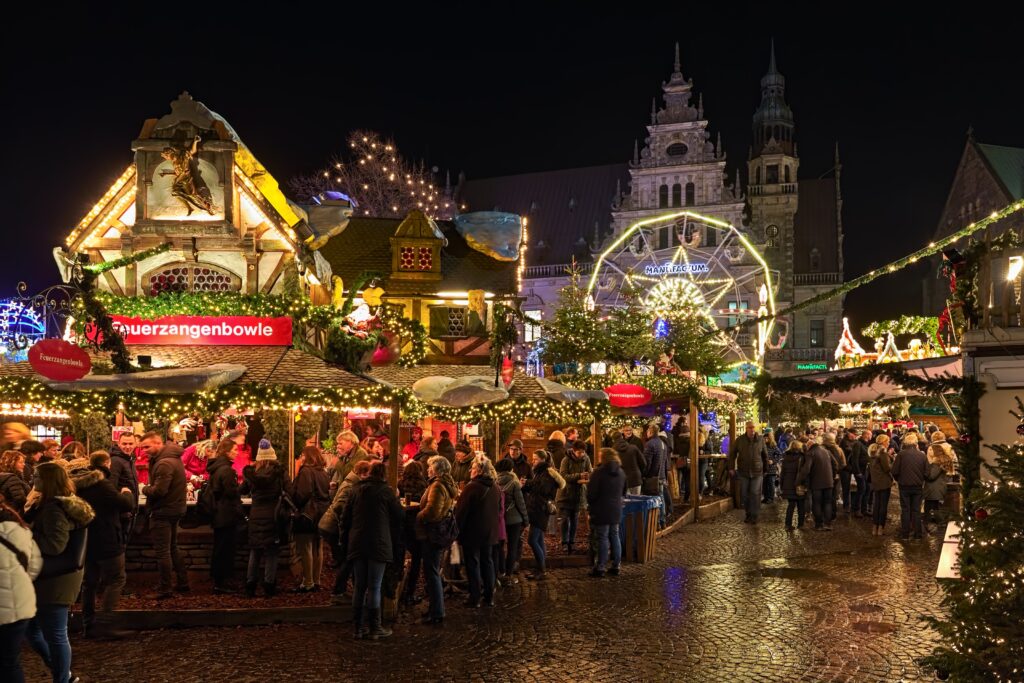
[0,415,960,681]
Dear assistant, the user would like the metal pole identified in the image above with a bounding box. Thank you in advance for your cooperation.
[689,405,700,515]
[729,412,738,508]
[388,397,401,490]
[287,409,295,477]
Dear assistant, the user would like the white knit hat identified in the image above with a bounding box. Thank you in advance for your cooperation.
[256,438,277,462]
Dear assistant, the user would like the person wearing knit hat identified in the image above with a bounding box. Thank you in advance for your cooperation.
[256,439,277,462]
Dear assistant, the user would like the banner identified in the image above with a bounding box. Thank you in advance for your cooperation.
[604,383,653,408]
[107,316,292,346]
[28,339,92,381]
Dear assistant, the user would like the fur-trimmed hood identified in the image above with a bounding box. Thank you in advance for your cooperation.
[69,467,104,492]
[53,495,95,527]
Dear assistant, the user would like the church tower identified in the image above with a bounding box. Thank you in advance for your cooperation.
[747,40,799,305]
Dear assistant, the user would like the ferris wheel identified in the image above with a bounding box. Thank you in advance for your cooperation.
[586,210,777,365]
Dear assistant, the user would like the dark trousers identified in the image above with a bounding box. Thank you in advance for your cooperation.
[737,473,763,520]
[762,474,777,502]
[150,516,188,592]
[811,488,833,528]
[402,539,423,599]
[211,525,236,587]
[0,618,29,683]
[81,554,126,629]
[925,499,942,528]
[839,472,852,510]
[560,509,579,546]
[677,467,689,500]
[872,488,891,527]
[662,482,673,517]
[500,522,523,574]
[422,540,445,619]
[247,545,281,585]
[899,487,924,537]
[852,474,869,515]
[352,558,387,610]
[462,541,495,602]
[785,497,806,528]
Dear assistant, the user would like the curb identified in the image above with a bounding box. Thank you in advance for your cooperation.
[657,496,734,539]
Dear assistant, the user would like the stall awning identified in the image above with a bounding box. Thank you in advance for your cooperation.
[791,356,962,404]
[369,365,549,403]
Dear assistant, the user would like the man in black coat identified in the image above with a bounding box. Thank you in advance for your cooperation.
[436,430,456,463]
[620,424,644,450]
[586,449,626,577]
[71,453,134,638]
[727,421,769,524]
[842,428,870,517]
[109,432,141,545]
[140,433,190,598]
[612,431,646,495]
[454,456,501,608]
[891,433,928,539]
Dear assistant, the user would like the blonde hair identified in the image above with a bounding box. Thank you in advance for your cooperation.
[34,461,75,499]
[548,430,566,444]
[0,450,24,474]
[902,432,919,445]
[930,431,947,443]
[337,430,359,446]
[471,455,497,479]
[875,434,890,448]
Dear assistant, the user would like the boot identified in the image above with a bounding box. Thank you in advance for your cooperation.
[353,606,367,640]
[367,608,392,640]
[245,582,257,598]
[92,616,129,641]
[263,582,277,598]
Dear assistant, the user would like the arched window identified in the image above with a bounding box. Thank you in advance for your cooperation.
[685,182,695,206]
[784,166,791,183]
[809,248,821,273]
[659,184,669,208]
[144,262,240,296]
[671,184,682,207]
[755,167,761,185]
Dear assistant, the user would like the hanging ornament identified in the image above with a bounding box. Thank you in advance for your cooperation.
[974,507,989,521]
[371,331,399,366]
[1016,421,1024,437]
[501,356,515,388]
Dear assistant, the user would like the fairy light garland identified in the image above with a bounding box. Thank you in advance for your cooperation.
[84,243,173,275]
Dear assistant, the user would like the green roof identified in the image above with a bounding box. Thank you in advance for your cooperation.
[978,143,1024,200]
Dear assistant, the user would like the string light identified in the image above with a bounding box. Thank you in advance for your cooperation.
[65,166,136,247]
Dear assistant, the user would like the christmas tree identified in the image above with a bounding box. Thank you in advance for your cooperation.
[604,282,664,364]
[923,409,1024,681]
[542,261,604,368]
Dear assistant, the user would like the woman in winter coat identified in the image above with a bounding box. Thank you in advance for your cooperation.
[454,456,501,607]
[586,448,627,577]
[24,462,95,683]
[180,440,214,483]
[397,461,428,605]
[206,438,244,593]
[556,442,592,554]
[821,433,846,522]
[495,457,528,582]
[290,446,331,593]
[320,461,370,603]
[0,450,30,512]
[521,450,565,581]
[0,497,42,683]
[451,443,475,487]
[416,456,458,625]
[924,431,957,533]
[411,436,438,466]
[868,434,895,535]
[240,439,287,598]
[340,461,403,640]
[778,441,807,530]
[546,431,568,469]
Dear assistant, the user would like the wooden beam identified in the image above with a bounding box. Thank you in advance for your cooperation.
[288,409,296,477]
[493,419,501,462]
[689,407,700,515]
[388,397,401,489]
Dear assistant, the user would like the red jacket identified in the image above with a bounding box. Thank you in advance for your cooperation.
[180,444,209,481]
[232,443,252,483]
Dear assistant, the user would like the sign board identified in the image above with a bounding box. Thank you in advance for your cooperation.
[108,316,292,346]
[706,377,723,387]
[643,262,709,276]
[28,339,91,381]
[604,383,653,408]
[796,362,829,371]
[112,426,134,443]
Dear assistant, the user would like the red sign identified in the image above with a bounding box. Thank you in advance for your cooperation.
[604,383,653,408]
[108,316,293,346]
[29,339,92,381]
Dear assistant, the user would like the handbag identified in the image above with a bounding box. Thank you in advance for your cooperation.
[426,509,459,547]
[545,499,558,515]
[641,476,660,496]
[37,527,88,581]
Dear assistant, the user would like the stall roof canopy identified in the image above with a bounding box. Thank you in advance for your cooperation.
[1,344,380,392]
[792,356,962,404]
[369,364,547,401]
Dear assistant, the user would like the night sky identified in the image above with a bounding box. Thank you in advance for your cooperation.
[3,6,1023,333]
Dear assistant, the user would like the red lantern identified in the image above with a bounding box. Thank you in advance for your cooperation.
[501,357,514,387]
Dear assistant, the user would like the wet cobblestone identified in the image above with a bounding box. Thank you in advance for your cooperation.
[25,500,945,682]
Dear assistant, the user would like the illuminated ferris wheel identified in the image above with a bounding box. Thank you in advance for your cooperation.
[586,210,777,365]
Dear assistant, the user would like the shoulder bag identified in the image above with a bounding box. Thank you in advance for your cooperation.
[37,527,88,581]
[426,508,459,547]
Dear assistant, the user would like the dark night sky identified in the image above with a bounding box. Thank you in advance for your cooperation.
[3,5,1023,332]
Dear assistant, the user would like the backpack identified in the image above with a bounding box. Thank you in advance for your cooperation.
[195,481,216,523]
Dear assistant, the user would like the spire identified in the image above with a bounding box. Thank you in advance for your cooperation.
[650,97,657,125]
[752,39,795,157]
[716,131,722,158]
[673,41,681,74]
[444,169,451,193]
[697,93,704,119]
[768,37,778,74]
[633,139,639,165]
[834,141,841,168]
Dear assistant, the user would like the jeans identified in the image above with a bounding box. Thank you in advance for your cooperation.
[246,545,280,584]
[212,525,236,587]
[500,522,523,574]
[593,524,621,571]
[560,509,579,546]
[26,604,71,683]
[811,488,834,528]
[698,459,709,493]
[762,474,776,502]
[82,553,127,629]
[737,473,763,520]
[422,540,445,618]
[872,488,891,527]
[899,487,924,537]
[462,541,495,602]
[528,524,546,572]
[150,516,188,592]
[852,474,868,514]
[0,618,29,683]
[661,482,673,517]
[785,497,806,528]
[839,471,852,510]
[294,533,322,588]
[352,557,388,610]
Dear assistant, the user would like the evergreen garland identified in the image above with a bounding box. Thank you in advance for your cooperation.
[83,243,172,274]
[78,270,133,373]
[862,315,939,341]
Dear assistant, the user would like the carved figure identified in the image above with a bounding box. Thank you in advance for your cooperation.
[160,135,216,216]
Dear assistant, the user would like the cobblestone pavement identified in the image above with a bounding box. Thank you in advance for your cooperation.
[25,500,946,682]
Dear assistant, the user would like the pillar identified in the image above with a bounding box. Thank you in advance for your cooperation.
[389,397,401,489]
[287,409,296,477]
[689,405,700,514]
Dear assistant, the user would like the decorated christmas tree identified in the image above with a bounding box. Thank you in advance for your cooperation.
[542,261,604,369]
[924,405,1024,681]
[604,282,664,364]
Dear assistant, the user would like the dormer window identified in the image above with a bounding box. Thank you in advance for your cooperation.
[390,209,443,281]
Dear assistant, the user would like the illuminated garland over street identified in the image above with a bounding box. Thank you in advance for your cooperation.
[718,198,1024,337]
[407,396,609,426]
[556,373,753,417]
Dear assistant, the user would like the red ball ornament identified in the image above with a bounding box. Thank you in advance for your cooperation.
[371,331,399,366]
[1017,422,1024,437]
[959,433,972,444]
[975,508,989,521]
